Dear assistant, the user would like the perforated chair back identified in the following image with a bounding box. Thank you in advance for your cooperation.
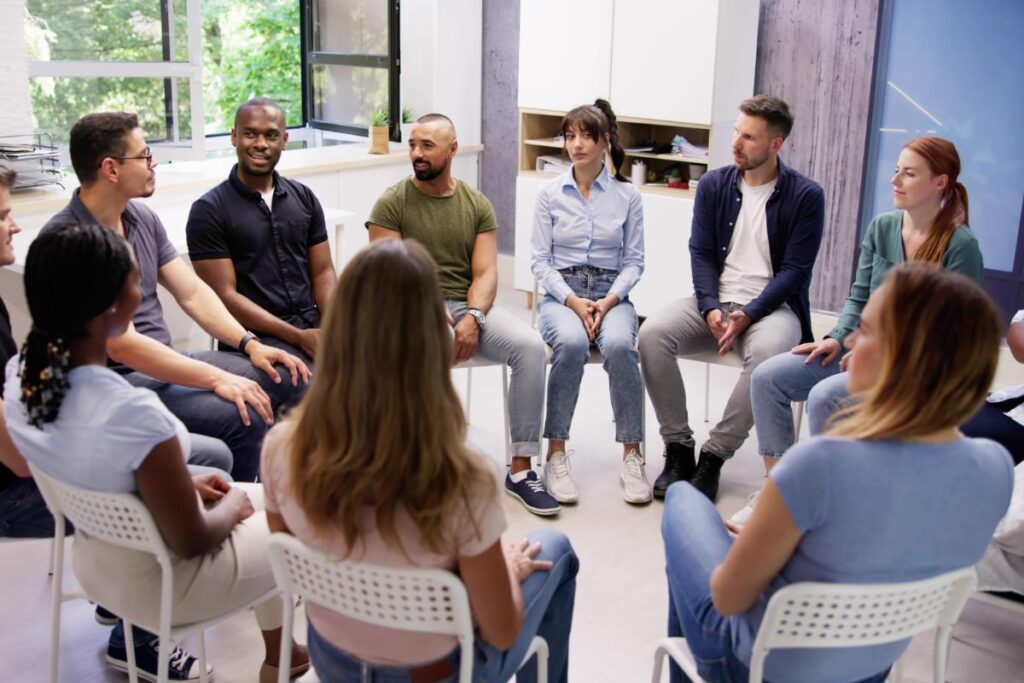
[31,464,167,559]
[268,533,477,681]
[748,568,977,681]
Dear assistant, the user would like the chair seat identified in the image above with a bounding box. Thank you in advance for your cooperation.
[687,349,744,369]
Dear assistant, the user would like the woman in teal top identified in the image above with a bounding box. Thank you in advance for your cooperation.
[740,136,983,524]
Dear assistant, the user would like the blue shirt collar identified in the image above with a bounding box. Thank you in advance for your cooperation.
[561,163,611,193]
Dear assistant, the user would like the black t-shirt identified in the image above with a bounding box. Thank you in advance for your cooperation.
[0,298,20,489]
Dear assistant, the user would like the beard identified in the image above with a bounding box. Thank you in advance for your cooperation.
[413,158,448,181]
[733,149,770,172]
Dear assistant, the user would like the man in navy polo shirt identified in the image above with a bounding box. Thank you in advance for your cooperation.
[187,97,334,386]
[637,95,825,502]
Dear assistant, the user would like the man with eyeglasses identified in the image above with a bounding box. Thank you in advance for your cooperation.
[40,112,310,485]
[186,97,335,374]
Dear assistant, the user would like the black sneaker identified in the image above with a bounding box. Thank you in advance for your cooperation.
[106,638,211,682]
[653,442,696,499]
[690,447,726,502]
[94,605,118,626]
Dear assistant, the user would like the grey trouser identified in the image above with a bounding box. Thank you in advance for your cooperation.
[637,297,800,459]
[447,301,546,458]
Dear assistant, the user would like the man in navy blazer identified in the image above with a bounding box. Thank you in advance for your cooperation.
[638,95,824,502]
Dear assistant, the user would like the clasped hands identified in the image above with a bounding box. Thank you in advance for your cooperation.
[567,294,618,342]
[705,308,752,355]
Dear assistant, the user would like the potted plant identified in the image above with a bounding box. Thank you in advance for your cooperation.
[368,106,390,154]
[401,106,415,142]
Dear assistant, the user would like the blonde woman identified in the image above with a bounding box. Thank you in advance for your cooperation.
[661,263,1013,683]
[262,239,578,683]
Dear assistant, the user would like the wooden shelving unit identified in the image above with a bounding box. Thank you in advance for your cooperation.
[519,109,706,197]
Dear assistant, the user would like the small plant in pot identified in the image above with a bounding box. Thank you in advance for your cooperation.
[401,106,415,142]
[368,106,390,154]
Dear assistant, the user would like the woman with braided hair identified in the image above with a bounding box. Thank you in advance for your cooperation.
[3,221,308,682]
[529,98,649,505]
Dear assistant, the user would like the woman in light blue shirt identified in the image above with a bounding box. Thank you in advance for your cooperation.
[530,99,647,505]
[661,263,1013,683]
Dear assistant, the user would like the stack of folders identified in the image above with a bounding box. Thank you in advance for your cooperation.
[536,154,571,174]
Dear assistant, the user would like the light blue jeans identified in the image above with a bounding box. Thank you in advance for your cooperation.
[447,300,546,458]
[750,350,851,457]
[306,528,578,683]
[538,266,643,443]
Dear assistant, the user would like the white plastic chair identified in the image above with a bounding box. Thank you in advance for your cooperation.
[267,532,549,683]
[30,463,278,683]
[687,349,805,438]
[651,567,978,683]
[457,357,513,464]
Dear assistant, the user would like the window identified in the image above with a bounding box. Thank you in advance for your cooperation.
[861,0,1024,318]
[24,0,304,158]
[303,0,400,140]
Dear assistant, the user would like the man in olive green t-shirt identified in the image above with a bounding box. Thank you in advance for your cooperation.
[367,114,559,516]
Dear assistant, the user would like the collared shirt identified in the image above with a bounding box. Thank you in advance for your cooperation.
[689,157,825,344]
[530,165,645,304]
[47,190,178,347]
[186,165,328,331]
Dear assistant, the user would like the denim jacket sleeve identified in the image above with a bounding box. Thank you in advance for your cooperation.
[689,178,723,316]
[741,182,825,323]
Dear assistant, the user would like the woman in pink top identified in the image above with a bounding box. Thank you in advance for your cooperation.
[262,239,578,682]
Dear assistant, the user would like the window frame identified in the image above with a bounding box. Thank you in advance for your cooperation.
[26,0,207,161]
[302,0,401,141]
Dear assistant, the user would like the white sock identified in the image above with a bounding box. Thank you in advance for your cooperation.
[509,469,530,483]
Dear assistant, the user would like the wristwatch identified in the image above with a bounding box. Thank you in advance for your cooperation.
[238,331,260,354]
[466,308,486,330]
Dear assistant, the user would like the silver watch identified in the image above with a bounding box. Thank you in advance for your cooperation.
[466,307,486,329]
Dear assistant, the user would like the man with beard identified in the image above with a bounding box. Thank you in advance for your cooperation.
[187,97,335,377]
[637,95,824,502]
[366,114,556,517]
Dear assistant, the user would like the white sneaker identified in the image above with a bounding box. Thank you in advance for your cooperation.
[620,450,652,504]
[728,490,761,528]
[543,451,579,504]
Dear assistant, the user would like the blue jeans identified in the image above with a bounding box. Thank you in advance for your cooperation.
[662,484,888,683]
[751,350,848,457]
[307,529,578,683]
[538,266,643,443]
[124,350,273,481]
[806,371,851,436]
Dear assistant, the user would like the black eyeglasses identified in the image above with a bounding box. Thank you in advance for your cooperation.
[113,148,155,167]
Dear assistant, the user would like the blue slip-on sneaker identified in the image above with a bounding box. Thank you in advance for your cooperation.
[106,638,212,682]
[94,605,118,626]
[504,470,560,516]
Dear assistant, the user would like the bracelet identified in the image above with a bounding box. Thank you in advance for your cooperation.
[238,331,259,354]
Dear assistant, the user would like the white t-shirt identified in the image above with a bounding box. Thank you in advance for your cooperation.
[717,177,776,306]
[4,358,187,493]
[261,186,275,211]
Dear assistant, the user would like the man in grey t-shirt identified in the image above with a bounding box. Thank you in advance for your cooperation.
[42,112,310,482]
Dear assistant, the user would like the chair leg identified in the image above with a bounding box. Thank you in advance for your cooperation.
[703,363,711,423]
[534,636,549,683]
[640,374,648,458]
[793,401,805,442]
[48,513,66,683]
[48,535,57,577]
[465,367,473,424]
[502,365,512,467]
[932,625,953,683]
[651,645,667,683]
[157,634,170,683]
[198,632,209,683]
[124,621,139,683]
[887,655,904,682]
[278,595,296,683]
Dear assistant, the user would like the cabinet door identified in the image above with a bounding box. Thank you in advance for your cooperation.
[629,192,694,317]
[610,0,719,124]
[514,173,550,292]
[518,0,614,111]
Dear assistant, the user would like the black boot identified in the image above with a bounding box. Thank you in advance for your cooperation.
[690,447,726,502]
[653,442,696,499]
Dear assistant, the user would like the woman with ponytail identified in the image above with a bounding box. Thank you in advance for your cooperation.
[529,98,649,505]
[3,222,308,682]
[743,136,983,525]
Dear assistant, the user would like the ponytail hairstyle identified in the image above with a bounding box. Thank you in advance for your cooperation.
[902,136,970,263]
[20,221,134,427]
[560,98,627,182]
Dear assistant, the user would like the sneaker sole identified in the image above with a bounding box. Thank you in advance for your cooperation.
[95,613,118,626]
[105,654,209,682]
[504,487,561,516]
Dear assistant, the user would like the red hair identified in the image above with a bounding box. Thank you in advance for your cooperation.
[903,136,970,263]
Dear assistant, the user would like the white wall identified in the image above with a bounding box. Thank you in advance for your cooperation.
[0,0,33,137]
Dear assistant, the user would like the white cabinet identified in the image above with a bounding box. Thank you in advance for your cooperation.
[513,173,548,293]
[517,0,614,112]
[609,0,720,125]
[629,192,694,317]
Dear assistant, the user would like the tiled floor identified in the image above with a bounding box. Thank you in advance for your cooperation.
[2,285,1021,682]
